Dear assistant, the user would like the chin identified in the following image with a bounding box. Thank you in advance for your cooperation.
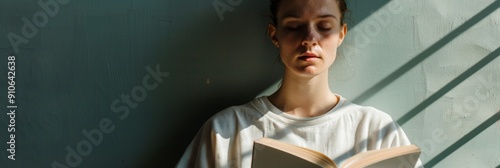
[295,66,328,77]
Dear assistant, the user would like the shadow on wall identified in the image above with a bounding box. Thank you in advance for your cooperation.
[424,111,500,167]
[347,1,500,167]
[346,1,500,167]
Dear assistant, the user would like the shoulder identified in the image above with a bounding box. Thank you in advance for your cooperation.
[210,98,264,122]
[335,100,403,136]
[340,101,394,124]
[339,101,411,148]
[202,97,266,133]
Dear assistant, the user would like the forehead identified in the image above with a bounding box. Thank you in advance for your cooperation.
[277,0,340,18]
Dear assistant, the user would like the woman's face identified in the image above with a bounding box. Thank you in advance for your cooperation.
[269,0,347,78]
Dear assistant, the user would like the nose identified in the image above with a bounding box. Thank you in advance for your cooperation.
[301,25,319,47]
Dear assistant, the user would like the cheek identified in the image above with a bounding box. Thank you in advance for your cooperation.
[277,36,301,56]
[278,33,301,46]
[320,36,338,49]
[320,38,341,61]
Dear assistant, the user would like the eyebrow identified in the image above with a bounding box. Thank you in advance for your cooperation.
[318,14,337,19]
[281,14,338,21]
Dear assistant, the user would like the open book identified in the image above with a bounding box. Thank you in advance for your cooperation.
[251,138,421,168]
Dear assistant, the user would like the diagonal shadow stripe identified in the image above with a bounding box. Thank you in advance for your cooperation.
[352,1,500,104]
[347,0,390,28]
[424,111,500,168]
[397,47,500,125]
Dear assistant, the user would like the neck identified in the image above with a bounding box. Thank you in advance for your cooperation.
[269,70,338,117]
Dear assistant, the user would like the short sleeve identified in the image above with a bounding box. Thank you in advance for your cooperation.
[175,121,216,168]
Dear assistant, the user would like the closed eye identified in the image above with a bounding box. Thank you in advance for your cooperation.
[318,26,332,31]
[286,25,298,30]
[317,22,333,31]
[284,23,303,31]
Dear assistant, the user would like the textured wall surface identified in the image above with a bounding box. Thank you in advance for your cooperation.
[0,0,499,167]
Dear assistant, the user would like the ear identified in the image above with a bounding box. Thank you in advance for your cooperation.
[337,23,348,47]
[268,24,278,46]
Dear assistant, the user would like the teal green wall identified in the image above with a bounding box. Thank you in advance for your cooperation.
[1,0,499,167]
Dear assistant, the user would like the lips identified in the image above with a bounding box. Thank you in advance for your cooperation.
[298,52,320,61]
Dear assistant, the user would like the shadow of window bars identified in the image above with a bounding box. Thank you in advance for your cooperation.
[337,1,500,167]
[398,47,500,125]
[424,111,500,168]
[352,0,500,105]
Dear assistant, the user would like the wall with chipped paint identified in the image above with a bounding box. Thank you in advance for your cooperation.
[0,0,498,167]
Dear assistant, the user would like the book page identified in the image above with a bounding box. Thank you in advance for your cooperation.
[252,138,337,168]
[252,142,324,168]
[340,145,421,168]
[361,152,420,168]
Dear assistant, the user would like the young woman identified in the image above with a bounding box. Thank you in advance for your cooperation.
[177,0,421,167]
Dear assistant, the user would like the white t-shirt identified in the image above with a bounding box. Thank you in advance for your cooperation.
[177,95,421,168]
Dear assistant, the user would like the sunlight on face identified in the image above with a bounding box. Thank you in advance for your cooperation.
[269,0,347,78]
